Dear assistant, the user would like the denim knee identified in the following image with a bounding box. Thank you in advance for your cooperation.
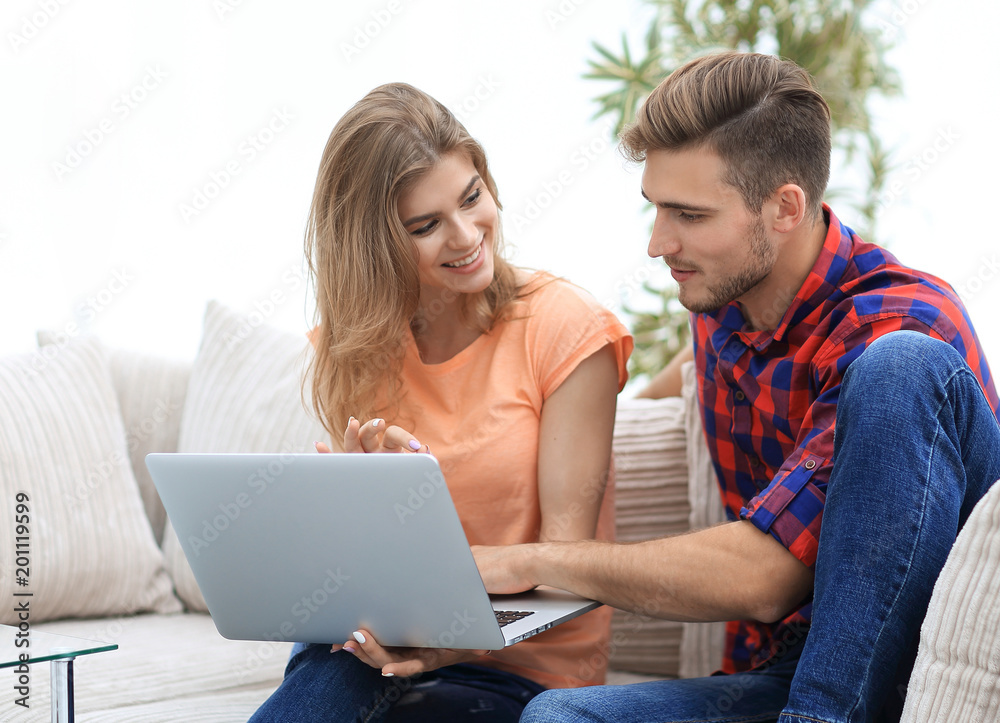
[519,688,584,723]
[846,329,959,386]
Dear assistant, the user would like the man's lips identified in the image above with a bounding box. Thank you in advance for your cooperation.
[670,267,697,282]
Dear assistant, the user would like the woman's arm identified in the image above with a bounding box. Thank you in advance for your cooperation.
[536,343,620,542]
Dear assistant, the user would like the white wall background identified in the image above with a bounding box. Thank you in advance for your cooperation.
[3,0,998,372]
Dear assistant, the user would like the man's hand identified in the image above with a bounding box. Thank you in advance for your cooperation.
[334,629,490,677]
[472,544,538,595]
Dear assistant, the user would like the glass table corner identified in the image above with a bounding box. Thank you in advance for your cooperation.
[2,624,118,722]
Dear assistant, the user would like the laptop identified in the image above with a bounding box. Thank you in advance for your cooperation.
[145,452,601,650]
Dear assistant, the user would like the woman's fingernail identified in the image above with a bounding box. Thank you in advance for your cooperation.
[408,439,421,451]
[343,645,357,655]
[372,419,381,428]
[382,671,394,677]
[314,441,321,449]
[349,416,356,424]
[353,631,367,644]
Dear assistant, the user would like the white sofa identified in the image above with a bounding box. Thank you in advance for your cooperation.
[1,301,998,721]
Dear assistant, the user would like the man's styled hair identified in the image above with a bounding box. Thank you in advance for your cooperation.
[621,51,832,219]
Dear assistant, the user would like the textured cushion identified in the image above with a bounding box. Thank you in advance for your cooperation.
[606,362,726,679]
[679,359,727,679]
[0,338,181,623]
[37,333,191,546]
[607,394,689,676]
[162,300,327,611]
[106,348,191,546]
[900,480,1000,722]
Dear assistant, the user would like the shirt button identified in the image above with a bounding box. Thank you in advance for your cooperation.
[804,459,817,470]
[735,391,746,401]
[749,455,761,467]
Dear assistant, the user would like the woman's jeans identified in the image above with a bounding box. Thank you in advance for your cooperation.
[248,642,545,722]
[521,331,1000,723]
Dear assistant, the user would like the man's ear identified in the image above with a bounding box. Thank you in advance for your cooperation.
[766,184,808,233]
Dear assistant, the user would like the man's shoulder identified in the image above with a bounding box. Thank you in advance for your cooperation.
[834,241,968,333]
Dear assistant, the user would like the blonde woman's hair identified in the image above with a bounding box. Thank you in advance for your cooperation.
[622,51,831,220]
[305,82,522,441]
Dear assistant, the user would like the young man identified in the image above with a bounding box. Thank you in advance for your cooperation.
[474,52,1000,722]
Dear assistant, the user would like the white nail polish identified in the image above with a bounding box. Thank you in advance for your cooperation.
[382,672,394,677]
[353,631,366,644]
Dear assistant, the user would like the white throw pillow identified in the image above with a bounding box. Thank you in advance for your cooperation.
[0,337,181,623]
[163,300,327,611]
[900,479,1000,722]
[37,332,191,547]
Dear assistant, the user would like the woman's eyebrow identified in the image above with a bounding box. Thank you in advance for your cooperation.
[402,175,481,227]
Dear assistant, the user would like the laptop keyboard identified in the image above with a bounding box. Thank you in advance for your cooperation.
[494,610,534,627]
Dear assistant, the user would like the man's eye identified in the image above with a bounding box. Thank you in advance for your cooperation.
[679,211,702,222]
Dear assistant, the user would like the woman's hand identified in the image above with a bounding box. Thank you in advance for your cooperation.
[338,417,431,455]
[333,629,490,677]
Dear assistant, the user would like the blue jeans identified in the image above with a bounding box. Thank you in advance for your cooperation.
[522,331,1000,723]
[248,642,545,722]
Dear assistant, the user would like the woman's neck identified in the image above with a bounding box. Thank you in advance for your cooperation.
[411,290,482,364]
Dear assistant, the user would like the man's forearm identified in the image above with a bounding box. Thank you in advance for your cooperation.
[514,520,813,624]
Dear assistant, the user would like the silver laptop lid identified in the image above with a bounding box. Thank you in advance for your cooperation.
[147,452,507,650]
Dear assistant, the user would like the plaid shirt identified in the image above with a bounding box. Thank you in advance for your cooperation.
[692,206,1000,673]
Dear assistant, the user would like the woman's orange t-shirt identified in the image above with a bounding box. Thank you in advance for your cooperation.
[390,272,632,688]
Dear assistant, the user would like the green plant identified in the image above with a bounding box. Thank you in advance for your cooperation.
[588,0,900,382]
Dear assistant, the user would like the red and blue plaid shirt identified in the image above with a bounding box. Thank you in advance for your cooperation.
[692,206,1000,673]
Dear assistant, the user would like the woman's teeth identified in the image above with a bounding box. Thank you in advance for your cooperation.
[444,244,481,268]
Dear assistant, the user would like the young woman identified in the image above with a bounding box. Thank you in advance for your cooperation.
[250,82,632,722]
